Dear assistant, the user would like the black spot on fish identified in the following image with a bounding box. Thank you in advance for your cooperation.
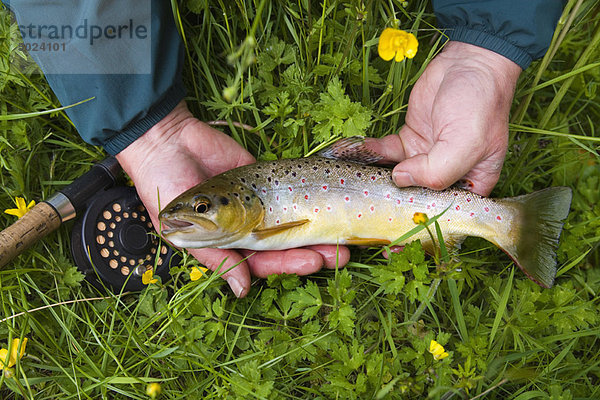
[245,196,251,202]
[357,172,362,177]
[274,180,279,186]
[233,193,239,197]
[255,173,260,178]
[251,183,257,189]
[336,164,341,168]
[220,197,230,206]
[325,160,331,164]
[325,169,330,174]
[297,164,302,169]
[240,178,246,183]
[313,166,318,171]
[267,177,272,182]
[377,171,382,176]
[292,172,297,177]
[271,169,275,174]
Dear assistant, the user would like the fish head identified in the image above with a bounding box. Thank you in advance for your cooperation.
[158,178,264,248]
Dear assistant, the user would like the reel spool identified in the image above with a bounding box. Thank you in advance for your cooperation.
[71,186,178,291]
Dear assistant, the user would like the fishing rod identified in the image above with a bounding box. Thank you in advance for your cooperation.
[0,157,176,290]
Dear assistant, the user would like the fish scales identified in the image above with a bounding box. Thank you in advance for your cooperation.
[159,152,571,288]
[236,157,517,250]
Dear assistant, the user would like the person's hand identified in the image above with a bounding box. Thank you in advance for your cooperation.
[367,41,522,196]
[116,101,350,297]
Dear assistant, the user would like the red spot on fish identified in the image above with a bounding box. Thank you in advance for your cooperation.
[455,205,460,211]
[386,193,391,199]
[357,213,362,219]
[447,219,451,222]
[371,176,376,181]
[497,216,502,221]
[288,186,293,192]
[262,189,267,194]
[276,195,280,202]
[466,198,471,202]
[314,208,319,213]
[388,217,393,222]
[301,178,306,183]
[432,203,436,207]
[364,190,369,197]
[470,212,475,217]
[322,185,328,191]
[304,194,309,200]
[427,205,431,210]
[276,219,280,224]
[340,179,345,185]
[345,196,350,202]
[484,207,490,212]
[396,199,401,205]
[327,206,332,212]
[283,207,287,212]
[370,205,375,212]
[293,204,297,210]
[409,197,413,203]
[269,207,273,213]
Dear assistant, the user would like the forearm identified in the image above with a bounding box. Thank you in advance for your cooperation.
[432,0,566,69]
[5,0,185,155]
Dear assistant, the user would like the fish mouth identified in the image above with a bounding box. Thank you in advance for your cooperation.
[160,215,219,236]
[161,218,195,235]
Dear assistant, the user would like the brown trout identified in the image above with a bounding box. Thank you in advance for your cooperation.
[159,139,572,288]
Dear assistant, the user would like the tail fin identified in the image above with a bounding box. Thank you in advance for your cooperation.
[496,187,572,288]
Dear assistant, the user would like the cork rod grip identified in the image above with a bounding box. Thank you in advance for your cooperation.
[0,202,61,268]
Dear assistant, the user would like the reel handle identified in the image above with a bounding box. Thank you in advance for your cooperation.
[0,202,61,268]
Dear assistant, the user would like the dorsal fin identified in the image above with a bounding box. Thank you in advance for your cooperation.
[317,136,383,164]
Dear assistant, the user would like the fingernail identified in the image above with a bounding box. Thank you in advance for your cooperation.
[393,171,416,186]
[227,277,245,298]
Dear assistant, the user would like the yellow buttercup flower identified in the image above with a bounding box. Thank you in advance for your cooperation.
[0,338,28,370]
[4,197,35,218]
[428,339,449,360]
[413,212,429,225]
[378,28,418,62]
[142,270,158,285]
[146,382,161,399]
[190,266,208,281]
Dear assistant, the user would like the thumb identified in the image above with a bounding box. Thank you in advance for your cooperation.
[392,149,471,191]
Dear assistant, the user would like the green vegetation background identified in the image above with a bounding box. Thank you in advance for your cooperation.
[0,0,599,398]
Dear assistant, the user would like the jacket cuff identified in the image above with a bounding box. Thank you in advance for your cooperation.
[442,26,531,70]
[103,82,186,156]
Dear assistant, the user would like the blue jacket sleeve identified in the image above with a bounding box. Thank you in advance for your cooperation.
[432,0,565,69]
[5,0,185,155]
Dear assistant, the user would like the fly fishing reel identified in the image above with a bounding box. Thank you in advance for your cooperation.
[71,186,179,291]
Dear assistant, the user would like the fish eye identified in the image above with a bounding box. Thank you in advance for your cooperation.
[194,201,210,214]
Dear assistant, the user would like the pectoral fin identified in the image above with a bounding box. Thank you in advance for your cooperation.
[345,237,391,246]
[252,219,310,239]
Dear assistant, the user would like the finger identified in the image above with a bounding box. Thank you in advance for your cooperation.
[241,249,325,278]
[188,248,251,298]
[392,136,481,191]
[364,135,407,164]
[304,245,351,268]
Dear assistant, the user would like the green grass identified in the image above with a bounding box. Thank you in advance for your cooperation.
[1,0,600,398]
